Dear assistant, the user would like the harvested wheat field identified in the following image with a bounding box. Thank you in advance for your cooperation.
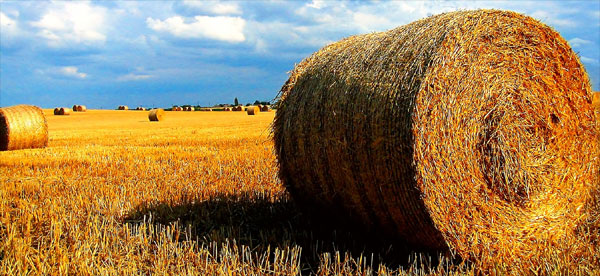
[1,108,597,275]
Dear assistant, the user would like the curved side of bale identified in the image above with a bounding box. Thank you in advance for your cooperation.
[274,10,599,266]
[59,108,71,115]
[593,91,600,108]
[246,106,259,115]
[148,108,165,121]
[54,108,60,115]
[0,105,48,151]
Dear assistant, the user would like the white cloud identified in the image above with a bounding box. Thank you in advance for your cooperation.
[59,66,87,79]
[118,73,153,81]
[530,10,576,28]
[182,1,242,15]
[569,37,592,48]
[580,56,599,65]
[1,11,20,41]
[147,15,245,42]
[306,0,325,9]
[30,2,107,47]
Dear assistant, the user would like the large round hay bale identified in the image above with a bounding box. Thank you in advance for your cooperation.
[274,10,599,266]
[148,108,165,121]
[0,105,48,151]
[59,108,71,115]
[246,106,259,115]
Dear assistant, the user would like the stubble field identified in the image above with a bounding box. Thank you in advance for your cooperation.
[0,109,597,275]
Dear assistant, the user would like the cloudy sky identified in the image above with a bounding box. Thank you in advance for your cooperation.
[1,1,599,109]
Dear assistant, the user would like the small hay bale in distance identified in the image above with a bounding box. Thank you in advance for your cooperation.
[260,105,270,112]
[246,106,259,115]
[53,108,60,115]
[135,107,146,111]
[232,106,244,111]
[273,10,599,267]
[59,108,71,115]
[0,105,48,151]
[148,108,165,121]
[224,107,231,111]
[172,106,183,111]
[118,105,129,110]
[73,105,87,112]
[184,106,195,111]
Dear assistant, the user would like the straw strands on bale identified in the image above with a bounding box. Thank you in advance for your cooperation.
[73,105,87,112]
[273,10,599,269]
[0,105,48,151]
[246,106,259,115]
[148,108,165,121]
[118,105,129,110]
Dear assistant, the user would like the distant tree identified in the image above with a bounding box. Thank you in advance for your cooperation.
[260,101,270,106]
[234,97,239,106]
[254,100,260,105]
[246,103,251,106]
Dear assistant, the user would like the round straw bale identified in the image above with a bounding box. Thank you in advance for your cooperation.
[73,105,78,111]
[246,106,259,115]
[260,105,270,112]
[224,107,231,111]
[53,108,60,115]
[148,108,165,121]
[59,108,71,115]
[78,105,86,112]
[0,105,48,151]
[273,10,599,265]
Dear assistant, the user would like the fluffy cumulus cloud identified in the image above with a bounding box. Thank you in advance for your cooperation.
[30,2,107,47]
[146,15,245,42]
[118,73,153,81]
[59,66,87,79]
[181,0,242,15]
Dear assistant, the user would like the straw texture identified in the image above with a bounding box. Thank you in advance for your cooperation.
[0,105,48,151]
[273,10,599,264]
[148,108,165,121]
[246,106,259,115]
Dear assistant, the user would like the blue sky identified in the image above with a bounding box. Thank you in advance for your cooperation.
[1,0,599,109]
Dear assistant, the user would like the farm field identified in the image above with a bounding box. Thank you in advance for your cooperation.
[1,109,598,275]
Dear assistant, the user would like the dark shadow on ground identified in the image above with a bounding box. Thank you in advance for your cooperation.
[123,194,453,274]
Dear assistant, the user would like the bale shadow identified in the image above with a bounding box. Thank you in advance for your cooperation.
[123,194,452,273]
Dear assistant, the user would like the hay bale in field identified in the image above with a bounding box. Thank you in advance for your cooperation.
[232,106,243,111]
[246,106,259,115]
[0,105,48,151]
[260,105,270,112]
[58,108,71,115]
[224,107,232,111]
[118,105,129,110]
[184,106,195,111]
[274,10,599,265]
[173,106,183,111]
[73,105,87,112]
[135,107,146,111]
[53,108,60,115]
[148,108,165,121]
